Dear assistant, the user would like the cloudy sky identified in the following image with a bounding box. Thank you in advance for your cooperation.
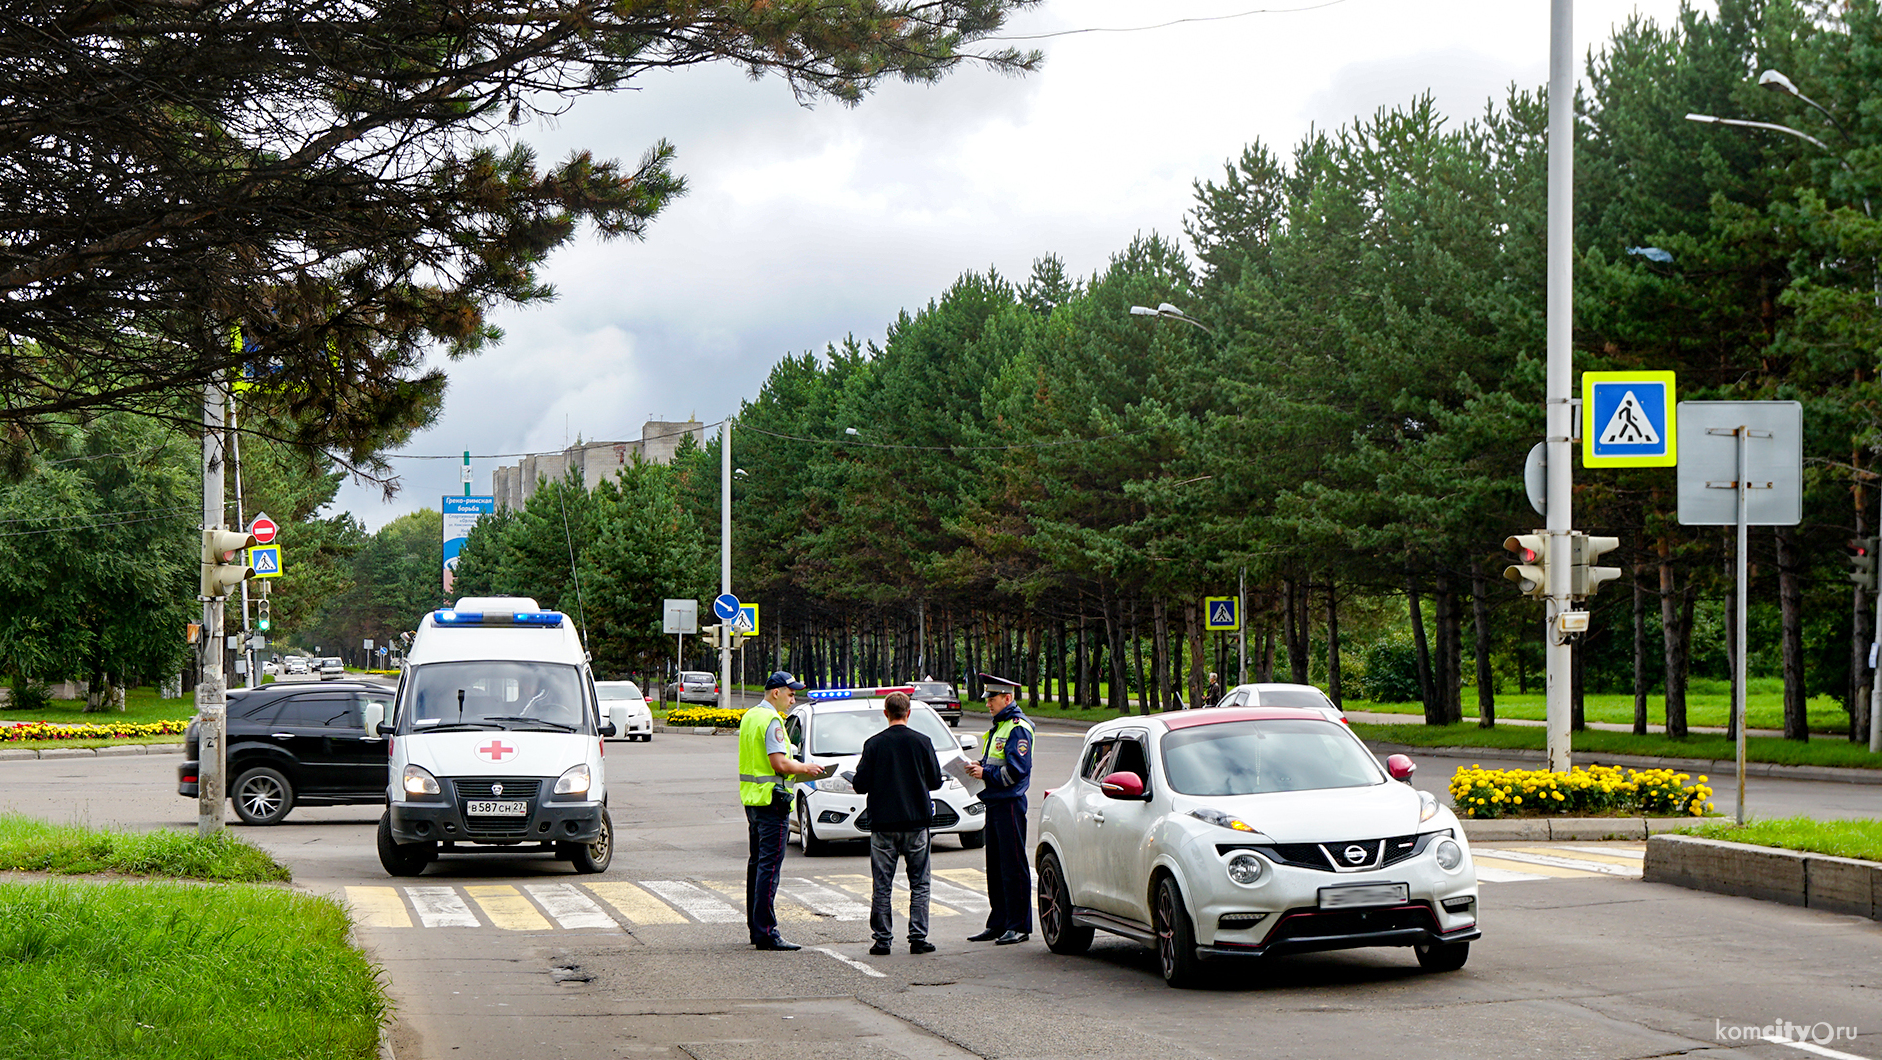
[336,0,1707,530]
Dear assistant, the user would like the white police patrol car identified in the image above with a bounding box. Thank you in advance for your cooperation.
[371,597,625,876]
[784,686,987,855]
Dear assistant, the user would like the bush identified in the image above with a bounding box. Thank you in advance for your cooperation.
[1449,764,1714,819]
[1362,639,1422,703]
[2,719,189,743]
[5,676,53,713]
[665,706,748,728]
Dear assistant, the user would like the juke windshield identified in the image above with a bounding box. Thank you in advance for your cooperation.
[404,661,591,733]
[1161,718,1383,796]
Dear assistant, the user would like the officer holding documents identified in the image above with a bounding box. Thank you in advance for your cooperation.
[739,671,829,950]
[965,673,1034,945]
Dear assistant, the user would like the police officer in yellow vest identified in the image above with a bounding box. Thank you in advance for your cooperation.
[740,671,829,950]
[965,673,1035,945]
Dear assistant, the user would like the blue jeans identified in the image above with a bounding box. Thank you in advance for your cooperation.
[745,796,790,944]
[869,829,932,944]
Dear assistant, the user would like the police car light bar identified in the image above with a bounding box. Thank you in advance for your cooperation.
[431,609,564,628]
[804,686,917,702]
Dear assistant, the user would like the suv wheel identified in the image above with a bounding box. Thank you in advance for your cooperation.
[572,809,614,874]
[377,814,434,877]
[1038,850,1093,955]
[1153,875,1204,988]
[230,766,294,825]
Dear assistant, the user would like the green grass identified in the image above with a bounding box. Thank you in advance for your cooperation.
[1678,816,1882,862]
[1,879,389,1060]
[1349,722,1882,770]
[1350,677,1853,733]
[1,684,198,723]
[0,814,290,882]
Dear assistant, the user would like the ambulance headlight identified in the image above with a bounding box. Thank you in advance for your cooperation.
[402,764,441,796]
[553,762,591,796]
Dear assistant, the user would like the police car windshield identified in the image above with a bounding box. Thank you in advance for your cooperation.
[1160,718,1382,796]
[809,704,953,756]
[406,661,588,732]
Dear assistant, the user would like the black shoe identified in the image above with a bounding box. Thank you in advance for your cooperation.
[909,940,937,954]
[994,930,1030,945]
[966,929,1001,942]
[869,942,892,956]
[755,939,802,951]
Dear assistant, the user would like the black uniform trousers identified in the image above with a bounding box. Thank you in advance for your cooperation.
[745,792,791,944]
[981,797,1032,933]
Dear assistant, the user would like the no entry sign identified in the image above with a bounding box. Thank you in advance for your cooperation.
[249,512,278,544]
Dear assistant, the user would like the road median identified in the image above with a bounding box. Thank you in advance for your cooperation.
[1645,833,1881,920]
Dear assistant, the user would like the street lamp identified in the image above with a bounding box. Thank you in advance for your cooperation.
[1757,69,1854,143]
[1128,302,1214,334]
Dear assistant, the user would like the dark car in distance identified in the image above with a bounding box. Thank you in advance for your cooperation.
[177,681,395,824]
[909,681,962,727]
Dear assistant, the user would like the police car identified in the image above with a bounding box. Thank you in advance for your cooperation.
[371,597,626,876]
[784,686,987,855]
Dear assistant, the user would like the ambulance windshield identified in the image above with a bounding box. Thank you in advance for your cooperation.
[405,661,588,733]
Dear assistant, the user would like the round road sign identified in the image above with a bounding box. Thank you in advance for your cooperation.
[713,593,741,620]
[249,512,278,544]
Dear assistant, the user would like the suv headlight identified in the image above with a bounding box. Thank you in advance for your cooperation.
[1225,853,1266,886]
[554,762,592,796]
[1419,789,1440,822]
[1434,838,1464,872]
[402,764,440,796]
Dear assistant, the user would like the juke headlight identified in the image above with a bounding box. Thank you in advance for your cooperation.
[1225,853,1266,886]
[554,762,592,796]
[1418,789,1440,823]
[402,764,440,796]
[1434,838,1465,872]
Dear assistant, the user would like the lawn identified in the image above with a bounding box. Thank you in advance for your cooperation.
[1679,816,1882,862]
[3,683,202,725]
[0,814,289,882]
[1349,722,1882,770]
[1351,676,1853,733]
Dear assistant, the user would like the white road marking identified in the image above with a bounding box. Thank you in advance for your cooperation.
[639,879,743,922]
[1556,845,1646,861]
[1475,849,1640,876]
[406,886,479,927]
[778,876,872,920]
[1473,866,1551,883]
[814,946,886,978]
[525,883,620,931]
[1771,1036,1874,1060]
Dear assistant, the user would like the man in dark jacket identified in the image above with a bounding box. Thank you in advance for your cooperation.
[852,690,942,955]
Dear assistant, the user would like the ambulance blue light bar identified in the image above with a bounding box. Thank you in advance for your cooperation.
[431,609,564,628]
[805,686,916,702]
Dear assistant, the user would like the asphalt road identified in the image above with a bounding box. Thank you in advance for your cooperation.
[4,733,1881,1060]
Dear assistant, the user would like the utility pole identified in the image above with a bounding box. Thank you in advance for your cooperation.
[720,419,732,711]
[198,380,228,835]
[1237,567,1247,686]
[1544,0,1576,772]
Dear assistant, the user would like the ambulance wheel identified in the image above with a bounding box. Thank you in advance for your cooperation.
[572,808,613,874]
[377,814,433,877]
[960,829,986,849]
[797,800,832,857]
[230,766,294,825]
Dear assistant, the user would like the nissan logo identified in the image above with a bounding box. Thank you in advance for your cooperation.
[491,783,504,797]
[1343,845,1368,864]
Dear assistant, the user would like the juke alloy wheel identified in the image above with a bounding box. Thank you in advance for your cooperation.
[1037,850,1093,956]
[1153,875,1204,988]
[1415,939,1470,972]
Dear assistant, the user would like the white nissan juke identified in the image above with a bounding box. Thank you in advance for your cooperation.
[1035,707,1479,987]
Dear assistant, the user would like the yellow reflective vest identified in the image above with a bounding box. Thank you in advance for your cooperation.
[737,704,794,807]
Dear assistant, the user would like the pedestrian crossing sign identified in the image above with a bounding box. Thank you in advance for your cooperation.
[1203,596,1239,632]
[733,603,758,636]
[1582,371,1677,468]
[247,544,283,579]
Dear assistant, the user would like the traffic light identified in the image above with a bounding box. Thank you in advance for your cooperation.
[201,528,259,598]
[1850,537,1879,590]
[1571,534,1623,599]
[1502,533,1549,599]
[701,624,723,650]
[256,599,271,632]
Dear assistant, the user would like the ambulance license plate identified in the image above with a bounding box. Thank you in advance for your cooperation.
[1317,883,1408,910]
[466,800,528,817]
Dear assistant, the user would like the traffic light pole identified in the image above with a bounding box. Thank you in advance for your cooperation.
[198,379,228,835]
[1544,0,1576,773]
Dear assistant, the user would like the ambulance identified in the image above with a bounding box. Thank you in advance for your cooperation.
[370,597,619,876]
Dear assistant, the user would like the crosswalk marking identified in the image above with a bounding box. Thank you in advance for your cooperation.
[525,884,620,931]
[702,878,815,921]
[1556,845,1646,863]
[936,867,988,890]
[587,881,687,925]
[640,879,744,922]
[778,876,874,920]
[344,886,413,928]
[466,884,552,930]
[1474,865,1551,883]
[408,886,480,927]
[819,873,959,917]
[1476,849,1640,877]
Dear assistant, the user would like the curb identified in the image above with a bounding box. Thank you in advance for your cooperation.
[1366,741,1882,786]
[1644,834,1882,920]
[1461,816,1694,841]
[0,742,185,759]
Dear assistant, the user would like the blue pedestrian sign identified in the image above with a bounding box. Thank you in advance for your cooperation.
[1583,371,1677,468]
[1203,596,1240,632]
[247,544,283,579]
[712,593,742,620]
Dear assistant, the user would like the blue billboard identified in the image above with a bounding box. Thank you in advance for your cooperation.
[442,495,496,596]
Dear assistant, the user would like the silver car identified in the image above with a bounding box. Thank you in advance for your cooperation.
[666,670,717,704]
[318,657,345,680]
[1212,682,1347,724]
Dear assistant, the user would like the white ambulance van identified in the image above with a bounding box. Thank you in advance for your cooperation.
[369,597,619,876]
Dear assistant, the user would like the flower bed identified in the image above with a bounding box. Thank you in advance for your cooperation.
[1450,763,1713,819]
[663,706,749,728]
[3,719,190,743]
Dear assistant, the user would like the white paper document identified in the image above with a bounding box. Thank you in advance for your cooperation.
[943,753,985,796]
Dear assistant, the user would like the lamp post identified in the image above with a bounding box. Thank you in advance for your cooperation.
[1128,302,1215,334]
[1688,76,1881,753]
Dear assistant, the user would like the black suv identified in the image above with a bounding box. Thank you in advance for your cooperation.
[177,681,395,824]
